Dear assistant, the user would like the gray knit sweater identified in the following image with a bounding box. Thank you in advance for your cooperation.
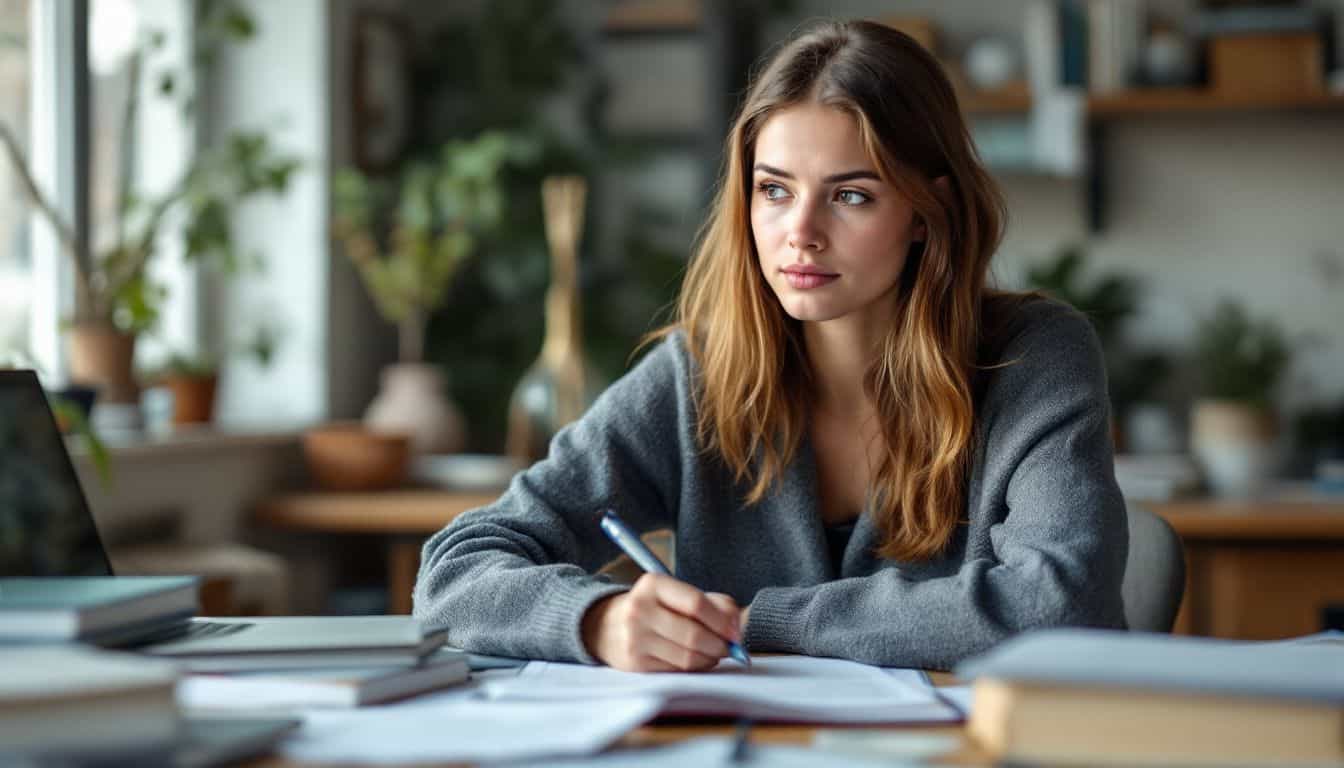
[413,299,1128,670]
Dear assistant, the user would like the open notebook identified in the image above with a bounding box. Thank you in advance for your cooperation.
[483,655,961,724]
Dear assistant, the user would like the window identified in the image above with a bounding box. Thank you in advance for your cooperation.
[1,0,193,378]
[0,0,33,363]
[88,0,197,364]
[88,0,140,265]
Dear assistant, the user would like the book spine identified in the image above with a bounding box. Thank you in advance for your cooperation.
[1060,0,1089,88]
[1024,0,1061,94]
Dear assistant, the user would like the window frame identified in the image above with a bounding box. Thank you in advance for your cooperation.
[27,0,88,382]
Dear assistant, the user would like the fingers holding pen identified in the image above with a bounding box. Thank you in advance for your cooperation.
[643,575,742,643]
[581,574,743,672]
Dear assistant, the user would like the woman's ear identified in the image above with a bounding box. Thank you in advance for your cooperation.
[933,175,953,197]
[914,175,954,243]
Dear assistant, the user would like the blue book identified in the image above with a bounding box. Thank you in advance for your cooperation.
[0,576,198,643]
[1059,0,1089,88]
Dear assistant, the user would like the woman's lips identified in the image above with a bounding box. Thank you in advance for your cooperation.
[782,268,839,290]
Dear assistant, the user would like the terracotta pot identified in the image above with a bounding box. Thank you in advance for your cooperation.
[163,373,218,425]
[1190,399,1278,498]
[66,323,139,404]
[364,363,465,455]
[303,424,411,491]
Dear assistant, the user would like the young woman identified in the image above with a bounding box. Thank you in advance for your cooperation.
[414,20,1127,672]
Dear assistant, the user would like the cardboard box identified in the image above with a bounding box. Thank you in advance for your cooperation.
[1209,33,1325,98]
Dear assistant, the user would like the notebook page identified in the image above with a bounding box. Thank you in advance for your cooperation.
[282,696,662,764]
[486,655,960,724]
[505,735,902,767]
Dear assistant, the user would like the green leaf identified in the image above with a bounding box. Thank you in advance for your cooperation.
[222,7,257,40]
[50,400,112,488]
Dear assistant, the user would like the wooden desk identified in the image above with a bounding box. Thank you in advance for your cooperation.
[255,490,1344,636]
[1146,497,1344,640]
[254,490,497,614]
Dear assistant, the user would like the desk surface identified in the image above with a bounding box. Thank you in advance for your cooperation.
[256,488,1344,540]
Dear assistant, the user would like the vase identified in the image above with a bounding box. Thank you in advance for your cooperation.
[506,176,603,464]
[364,363,466,455]
[163,373,219,425]
[1190,399,1278,498]
[66,323,139,404]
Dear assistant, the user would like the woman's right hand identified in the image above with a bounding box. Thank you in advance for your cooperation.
[581,573,742,672]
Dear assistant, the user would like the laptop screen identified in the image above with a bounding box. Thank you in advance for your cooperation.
[0,370,113,577]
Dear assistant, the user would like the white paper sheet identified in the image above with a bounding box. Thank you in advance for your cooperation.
[500,735,910,767]
[485,655,960,724]
[279,696,662,764]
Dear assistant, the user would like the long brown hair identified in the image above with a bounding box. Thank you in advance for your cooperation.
[651,20,1008,561]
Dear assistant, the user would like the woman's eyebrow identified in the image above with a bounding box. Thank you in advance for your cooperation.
[753,163,880,184]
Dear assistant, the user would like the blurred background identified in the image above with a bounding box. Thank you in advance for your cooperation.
[1,0,1341,633]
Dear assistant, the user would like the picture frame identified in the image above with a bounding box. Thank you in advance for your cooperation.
[351,10,411,174]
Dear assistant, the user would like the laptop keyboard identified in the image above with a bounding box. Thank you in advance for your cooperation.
[136,619,254,645]
[178,620,254,639]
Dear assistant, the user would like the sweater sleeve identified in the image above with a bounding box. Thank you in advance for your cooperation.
[744,308,1129,670]
[412,337,689,663]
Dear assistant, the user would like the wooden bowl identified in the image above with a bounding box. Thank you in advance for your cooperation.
[303,424,411,491]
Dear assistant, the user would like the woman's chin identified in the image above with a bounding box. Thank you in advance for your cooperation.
[778,299,847,323]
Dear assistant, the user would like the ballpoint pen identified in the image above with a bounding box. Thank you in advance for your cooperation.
[599,509,752,668]
[728,716,753,763]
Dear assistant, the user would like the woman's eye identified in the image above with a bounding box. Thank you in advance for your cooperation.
[837,189,871,206]
[758,182,788,201]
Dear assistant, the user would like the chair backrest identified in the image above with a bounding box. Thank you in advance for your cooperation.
[1121,503,1187,632]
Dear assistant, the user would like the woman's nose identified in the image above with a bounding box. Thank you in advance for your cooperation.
[786,199,827,252]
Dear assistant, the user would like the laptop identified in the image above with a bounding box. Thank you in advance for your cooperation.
[0,369,447,664]
[0,369,392,764]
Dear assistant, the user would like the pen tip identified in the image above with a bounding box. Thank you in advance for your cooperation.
[731,644,752,668]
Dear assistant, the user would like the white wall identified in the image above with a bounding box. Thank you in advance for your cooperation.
[203,0,330,425]
[994,116,1344,410]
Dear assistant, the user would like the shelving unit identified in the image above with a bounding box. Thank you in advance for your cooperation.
[958,84,1344,229]
[1084,88,1344,230]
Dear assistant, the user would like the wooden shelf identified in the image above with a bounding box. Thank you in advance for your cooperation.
[960,88,1344,118]
[959,83,1033,116]
[1089,88,1344,116]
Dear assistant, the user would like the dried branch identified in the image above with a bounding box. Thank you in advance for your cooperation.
[0,119,95,318]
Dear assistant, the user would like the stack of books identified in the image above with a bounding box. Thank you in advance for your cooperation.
[958,629,1344,766]
[178,649,470,710]
[0,646,180,763]
[0,575,199,646]
[0,575,472,711]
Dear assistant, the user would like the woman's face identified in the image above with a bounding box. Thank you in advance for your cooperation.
[750,103,924,327]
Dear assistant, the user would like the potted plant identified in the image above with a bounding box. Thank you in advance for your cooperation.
[154,352,219,426]
[1189,300,1291,498]
[331,131,535,454]
[0,4,298,409]
[142,312,284,429]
